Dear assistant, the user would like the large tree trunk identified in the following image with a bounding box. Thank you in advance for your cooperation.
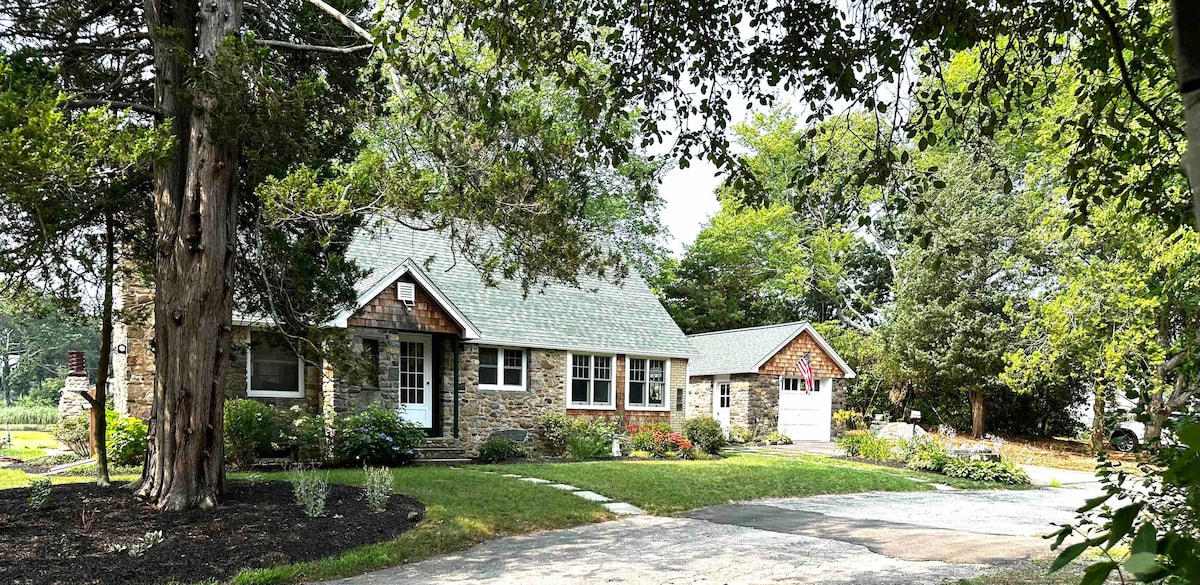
[968,391,986,438]
[136,0,241,511]
[1090,387,1107,453]
[1173,0,1200,231]
[91,213,115,486]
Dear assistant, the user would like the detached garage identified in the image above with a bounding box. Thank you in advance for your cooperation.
[685,322,856,442]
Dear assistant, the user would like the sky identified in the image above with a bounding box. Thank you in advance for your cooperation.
[657,161,723,256]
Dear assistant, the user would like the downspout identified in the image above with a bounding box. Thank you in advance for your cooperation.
[453,341,460,439]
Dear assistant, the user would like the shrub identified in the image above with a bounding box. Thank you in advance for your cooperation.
[629,450,652,458]
[0,405,58,425]
[127,530,165,558]
[833,410,867,431]
[476,437,529,462]
[362,466,393,513]
[277,406,327,461]
[763,431,792,444]
[728,424,754,444]
[902,435,950,472]
[683,416,726,454]
[332,404,425,466]
[289,466,329,517]
[837,430,900,461]
[106,411,148,466]
[224,399,281,467]
[53,413,92,457]
[566,432,610,460]
[536,412,572,455]
[27,477,52,510]
[942,458,1031,485]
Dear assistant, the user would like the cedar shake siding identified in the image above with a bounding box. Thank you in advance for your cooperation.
[759,329,846,378]
[347,275,463,336]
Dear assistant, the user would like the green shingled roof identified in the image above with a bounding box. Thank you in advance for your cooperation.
[686,322,808,376]
[343,221,695,357]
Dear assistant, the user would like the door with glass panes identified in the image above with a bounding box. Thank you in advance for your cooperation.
[396,334,433,428]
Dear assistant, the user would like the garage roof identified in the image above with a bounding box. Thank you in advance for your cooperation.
[686,321,855,378]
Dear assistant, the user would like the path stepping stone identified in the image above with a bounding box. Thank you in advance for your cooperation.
[520,477,551,484]
[548,484,579,491]
[931,483,958,491]
[572,490,612,502]
[603,502,645,515]
[501,474,523,478]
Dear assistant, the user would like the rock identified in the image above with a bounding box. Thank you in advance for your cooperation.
[870,422,929,440]
[407,511,421,522]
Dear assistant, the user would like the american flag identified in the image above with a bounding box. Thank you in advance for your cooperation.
[796,352,814,393]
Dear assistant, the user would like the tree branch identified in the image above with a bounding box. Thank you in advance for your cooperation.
[301,0,374,43]
[256,39,372,54]
[1089,0,1183,134]
[66,99,162,116]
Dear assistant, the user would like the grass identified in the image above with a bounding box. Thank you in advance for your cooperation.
[955,434,1136,474]
[0,405,58,425]
[1,454,1028,584]
[228,466,610,584]
[0,429,59,460]
[0,467,140,490]
[479,453,945,514]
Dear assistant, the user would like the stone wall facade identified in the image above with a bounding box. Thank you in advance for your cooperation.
[830,378,849,438]
[453,346,567,454]
[112,273,155,419]
[57,374,93,420]
[685,376,714,420]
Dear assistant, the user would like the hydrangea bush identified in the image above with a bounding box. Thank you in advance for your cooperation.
[331,404,425,466]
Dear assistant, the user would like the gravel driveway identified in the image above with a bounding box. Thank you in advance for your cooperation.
[324,483,1100,585]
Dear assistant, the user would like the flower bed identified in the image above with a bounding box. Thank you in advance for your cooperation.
[837,430,1030,485]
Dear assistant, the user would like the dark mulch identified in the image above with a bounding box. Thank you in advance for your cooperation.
[0,480,424,585]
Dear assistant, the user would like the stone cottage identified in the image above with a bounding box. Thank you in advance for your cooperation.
[685,322,855,442]
[111,220,695,455]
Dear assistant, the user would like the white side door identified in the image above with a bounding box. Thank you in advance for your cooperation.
[778,377,832,442]
[713,376,732,433]
[397,333,433,428]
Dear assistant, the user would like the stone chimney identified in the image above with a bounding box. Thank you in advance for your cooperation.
[58,351,94,420]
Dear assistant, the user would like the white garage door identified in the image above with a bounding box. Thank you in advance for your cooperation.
[778,377,832,442]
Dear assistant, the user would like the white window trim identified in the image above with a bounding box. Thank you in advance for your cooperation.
[477,345,527,392]
[779,375,819,392]
[246,329,305,398]
[566,352,616,410]
[624,355,671,411]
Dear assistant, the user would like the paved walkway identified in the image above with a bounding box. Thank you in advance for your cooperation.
[326,479,1101,585]
[484,470,646,516]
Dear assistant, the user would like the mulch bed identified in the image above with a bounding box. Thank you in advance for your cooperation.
[0,480,424,585]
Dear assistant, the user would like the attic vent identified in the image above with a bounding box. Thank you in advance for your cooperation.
[396,282,416,306]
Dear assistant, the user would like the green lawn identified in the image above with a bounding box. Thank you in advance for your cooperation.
[0,429,58,460]
[1,453,1022,585]
[953,556,1124,585]
[229,466,610,584]
[480,453,942,514]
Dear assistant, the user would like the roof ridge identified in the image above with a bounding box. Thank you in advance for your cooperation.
[686,321,808,338]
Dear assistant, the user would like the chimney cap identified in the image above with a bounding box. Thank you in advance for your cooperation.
[67,351,87,377]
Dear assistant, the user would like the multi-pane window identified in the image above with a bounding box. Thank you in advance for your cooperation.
[478,347,526,391]
[399,340,425,404]
[361,338,381,389]
[627,358,668,409]
[781,377,817,392]
[248,330,303,397]
[569,354,613,407]
[717,382,731,408]
[675,388,685,412]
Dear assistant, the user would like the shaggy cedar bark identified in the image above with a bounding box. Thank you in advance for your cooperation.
[91,214,115,486]
[136,0,240,510]
[968,391,986,438]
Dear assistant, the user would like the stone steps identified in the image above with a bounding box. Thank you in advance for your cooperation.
[415,444,470,465]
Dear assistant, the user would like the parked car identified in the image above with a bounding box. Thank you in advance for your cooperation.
[1110,416,1184,452]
